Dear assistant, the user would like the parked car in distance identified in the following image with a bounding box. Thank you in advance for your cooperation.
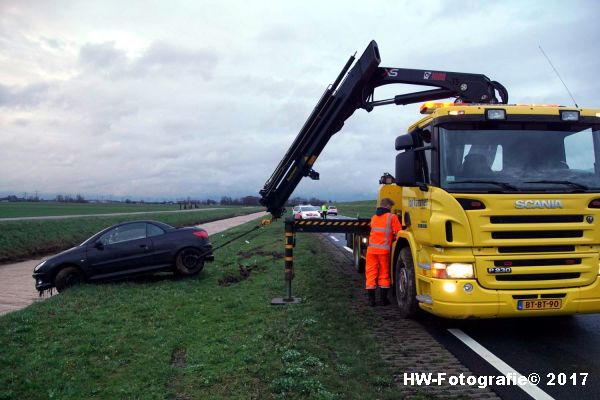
[32,220,213,293]
[292,205,322,220]
[327,205,338,216]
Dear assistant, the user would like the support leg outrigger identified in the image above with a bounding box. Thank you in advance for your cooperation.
[271,219,301,305]
[271,217,371,305]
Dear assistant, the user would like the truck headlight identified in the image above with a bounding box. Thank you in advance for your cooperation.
[432,262,474,279]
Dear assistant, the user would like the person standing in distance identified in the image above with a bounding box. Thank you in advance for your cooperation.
[365,198,401,306]
[321,203,328,220]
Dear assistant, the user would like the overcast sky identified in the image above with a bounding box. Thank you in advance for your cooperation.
[1,0,599,201]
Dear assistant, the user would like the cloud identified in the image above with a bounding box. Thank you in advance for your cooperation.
[79,41,128,72]
[0,82,50,107]
[0,0,599,202]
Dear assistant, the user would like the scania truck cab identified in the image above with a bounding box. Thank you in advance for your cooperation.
[378,103,600,318]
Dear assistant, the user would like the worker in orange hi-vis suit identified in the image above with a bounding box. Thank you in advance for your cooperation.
[365,198,401,306]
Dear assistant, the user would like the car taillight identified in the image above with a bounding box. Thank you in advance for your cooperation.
[193,231,209,239]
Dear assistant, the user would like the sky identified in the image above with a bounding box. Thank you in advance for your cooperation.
[1,0,599,202]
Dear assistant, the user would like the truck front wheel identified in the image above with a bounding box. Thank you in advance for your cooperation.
[353,236,365,273]
[394,247,419,318]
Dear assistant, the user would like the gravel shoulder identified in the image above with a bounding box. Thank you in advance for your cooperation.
[0,211,267,316]
[316,233,500,399]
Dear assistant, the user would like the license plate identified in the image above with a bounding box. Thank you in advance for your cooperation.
[517,299,562,310]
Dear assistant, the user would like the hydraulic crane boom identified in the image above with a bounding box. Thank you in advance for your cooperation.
[259,40,508,218]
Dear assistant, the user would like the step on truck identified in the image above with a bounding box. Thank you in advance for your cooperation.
[259,40,600,318]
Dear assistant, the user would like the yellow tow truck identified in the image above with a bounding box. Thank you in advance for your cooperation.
[260,40,600,318]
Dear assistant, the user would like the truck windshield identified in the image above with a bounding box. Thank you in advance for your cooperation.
[439,124,600,192]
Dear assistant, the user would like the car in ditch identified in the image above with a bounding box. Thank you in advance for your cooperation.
[32,220,213,293]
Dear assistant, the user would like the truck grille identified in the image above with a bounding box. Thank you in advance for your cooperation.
[490,215,583,224]
[496,273,580,281]
[493,258,581,267]
[491,230,583,239]
[497,245,575,253]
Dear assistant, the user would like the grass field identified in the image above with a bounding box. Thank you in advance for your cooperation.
[0,207,262,263]
[335,200,377,218]
[0,218,401,400]
[0,202,190,218]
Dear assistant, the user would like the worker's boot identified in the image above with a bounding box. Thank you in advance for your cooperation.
[380,288,391,306]
[367,289,376,307]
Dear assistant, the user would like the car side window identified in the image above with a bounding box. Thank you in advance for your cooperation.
[147,223,165,237]
[99,223,147,245]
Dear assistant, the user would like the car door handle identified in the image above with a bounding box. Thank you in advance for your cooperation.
[140,244,150,251]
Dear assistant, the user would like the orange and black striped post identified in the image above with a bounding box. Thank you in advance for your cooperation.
[271,219,301,305]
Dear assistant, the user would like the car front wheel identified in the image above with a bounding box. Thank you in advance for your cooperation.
[55,266,83,292]
[175,248,205,276]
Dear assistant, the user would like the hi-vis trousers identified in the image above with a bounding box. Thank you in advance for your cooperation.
[365,252,390,289]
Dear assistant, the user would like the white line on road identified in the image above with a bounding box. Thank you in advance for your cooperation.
[343,246,353,253]
[329,235,339,242]
[448,328,555,400]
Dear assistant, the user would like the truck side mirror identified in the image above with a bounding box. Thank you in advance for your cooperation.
[395,150,418,187]
[395,134,414,151]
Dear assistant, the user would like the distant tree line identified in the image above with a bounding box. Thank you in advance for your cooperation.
[0,193,87,203]
[286,196,330,206]
[55,194,88,203]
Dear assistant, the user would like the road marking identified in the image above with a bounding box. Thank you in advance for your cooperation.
[329,235,339,242]
[343,246,353,253]
[448,329,555,400]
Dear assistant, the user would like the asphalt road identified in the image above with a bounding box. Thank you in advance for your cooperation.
[319,218,600,400]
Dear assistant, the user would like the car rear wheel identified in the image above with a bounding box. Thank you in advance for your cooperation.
[55,266,83,293]
[175,248,205,276]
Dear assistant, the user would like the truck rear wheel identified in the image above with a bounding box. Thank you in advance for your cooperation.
[353,236,365,273]
[394,247,419,318]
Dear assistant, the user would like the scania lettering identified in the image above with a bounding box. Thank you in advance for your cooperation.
[515,200,564,209]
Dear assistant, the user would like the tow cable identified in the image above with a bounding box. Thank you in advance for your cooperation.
[208,224,263,255]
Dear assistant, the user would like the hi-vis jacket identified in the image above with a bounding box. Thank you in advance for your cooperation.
[367,208,401,254]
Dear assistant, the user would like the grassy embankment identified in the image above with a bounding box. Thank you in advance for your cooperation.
[0,207,262,263]
[0,217,401,400]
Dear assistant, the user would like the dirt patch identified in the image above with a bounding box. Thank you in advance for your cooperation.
[168,347,188,400]
[218,264,265,286]
[170,347,187,369]
[237,248,283,259]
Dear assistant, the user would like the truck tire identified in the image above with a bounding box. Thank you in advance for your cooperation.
[394,247,419,318]
[353,236,365,273]
[55,266,83,293]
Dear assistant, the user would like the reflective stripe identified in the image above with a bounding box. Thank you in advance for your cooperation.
[368,213,394,249]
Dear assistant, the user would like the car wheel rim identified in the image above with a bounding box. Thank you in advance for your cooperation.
[181,249,201,269]
[65,272,80,287]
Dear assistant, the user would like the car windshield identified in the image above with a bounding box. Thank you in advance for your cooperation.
[300,206,320,211]
[439,124,600,192]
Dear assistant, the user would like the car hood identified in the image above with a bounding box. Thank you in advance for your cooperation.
[48,245,85,263]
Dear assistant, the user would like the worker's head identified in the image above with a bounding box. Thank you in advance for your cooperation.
[379,198,394,209]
